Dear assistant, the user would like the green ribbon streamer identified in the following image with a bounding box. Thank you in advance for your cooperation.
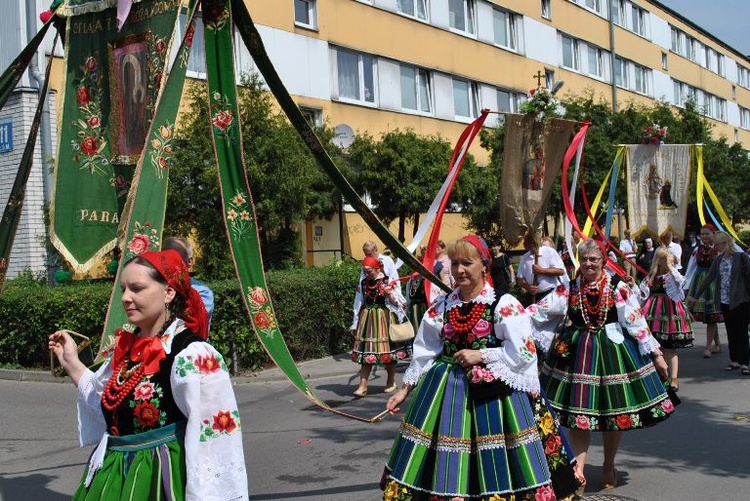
[0,36,57,291]
[97,0,199,361]
[229,0,448,292]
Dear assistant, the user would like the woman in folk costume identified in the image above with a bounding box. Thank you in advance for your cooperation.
[49,250,248,500]
[381,236,581,501]
[538,239,674,492]
[683,223,724,357]
[350,256,410,397]
[643,248,694,392]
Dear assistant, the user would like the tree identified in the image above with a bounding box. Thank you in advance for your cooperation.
[166,75,343,276]
[346,129,472,242]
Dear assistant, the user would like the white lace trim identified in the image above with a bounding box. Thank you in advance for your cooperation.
[443,283,496,311]
[403,366,425,386]
[640,336,662,356]
[663,271,685,302]
[480,348,540,393]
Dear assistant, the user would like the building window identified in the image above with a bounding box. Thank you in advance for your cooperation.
[661,51,668,70]
[614,57,627,87]
[336,48,376,104]
[397,0,429,21]
[453,78,479,118]
[299,106,323,127]
[561,35,579,70]
[673,79,696,107]
[493,8,518,50]
[545,69,556,89]
[611,0,624,26]
[670,26,683,55]
[587,46,604,78]
[631,5,647,37]
[633,63,650,95]
[685,37,696,62]
[738,65,750,88]
[449,0,476,35]
[541,0,551,20]
[740,107,750,129]
[400,65,432,113]
[717,54,724,76]
[294,0,317,29]
[583,0,602,14]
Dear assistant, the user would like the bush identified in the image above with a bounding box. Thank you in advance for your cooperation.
[0,261,361,372]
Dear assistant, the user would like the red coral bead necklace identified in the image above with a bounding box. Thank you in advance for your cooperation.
[102,361,144,412]
[448,302,486,334]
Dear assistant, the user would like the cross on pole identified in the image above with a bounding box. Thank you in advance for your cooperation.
[533,70,545,88]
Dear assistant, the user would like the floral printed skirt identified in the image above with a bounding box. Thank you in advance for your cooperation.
[686,267,724,323]
[643,293,694,349]
[382,358,581,500]
[74,422,186,501]
[540,327,676,432]
[352,305,410,365]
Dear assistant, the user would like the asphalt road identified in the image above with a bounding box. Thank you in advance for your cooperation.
[1,323,749,500]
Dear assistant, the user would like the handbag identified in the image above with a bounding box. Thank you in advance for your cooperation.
[389,317,415,343]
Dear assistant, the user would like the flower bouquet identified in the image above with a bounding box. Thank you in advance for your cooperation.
[520,87,561,122]
[643,123,667,145]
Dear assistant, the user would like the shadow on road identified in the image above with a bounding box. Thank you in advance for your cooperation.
[0,473,71,501]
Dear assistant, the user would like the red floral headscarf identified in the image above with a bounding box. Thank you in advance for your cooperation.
[362,256,382,269]
[460,235,491,266]
[138,250,209,340]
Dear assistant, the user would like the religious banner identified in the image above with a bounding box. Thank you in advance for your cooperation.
[625,144,691,240]
[98,0,198,360]
[50,0,181,272]
[499,114,576,245]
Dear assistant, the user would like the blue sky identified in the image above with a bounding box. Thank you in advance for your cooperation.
[658,0,750,56]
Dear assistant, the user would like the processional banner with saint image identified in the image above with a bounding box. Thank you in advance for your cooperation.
[50,0,180,272]
[625,144,691,240]
[499,113,576,245]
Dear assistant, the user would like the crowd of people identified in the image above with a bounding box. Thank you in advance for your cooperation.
[47,224,748,500]
[351,223,749,500]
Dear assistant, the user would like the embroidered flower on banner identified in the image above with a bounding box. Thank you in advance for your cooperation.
[226,190,255,241]
[148,122,175,178]
[210,91,237,137]
[203,0,230,31]
[125,221,160,258]
[177,24,196,69]
[71,51,109,175]
[246,285,278,339]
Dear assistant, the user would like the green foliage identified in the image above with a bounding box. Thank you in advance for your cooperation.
[166,75,343,275]
[347,129,474,241]
[0,262,360,371]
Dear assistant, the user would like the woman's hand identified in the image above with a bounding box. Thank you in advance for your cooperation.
[453,349,483,369]
[386,388,409,415]
[623,275,636,287]
[652,354,669,380]
[48,331,88,386]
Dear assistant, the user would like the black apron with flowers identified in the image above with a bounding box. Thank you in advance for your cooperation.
[103,330,202,437]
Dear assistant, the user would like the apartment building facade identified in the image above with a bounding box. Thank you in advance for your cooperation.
[2,0,750,273]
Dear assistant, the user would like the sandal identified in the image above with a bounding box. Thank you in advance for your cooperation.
[725,362,741,371]
[669,378,679,392]
[703,348,712,358]
[741,366,750,376]
[711,345,722,354]
[383,383,399,394]
[353,387,368,397]
[601,467,618,489]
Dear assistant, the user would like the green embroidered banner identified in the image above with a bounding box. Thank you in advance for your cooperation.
[203,0,381,422]
[0,19,52,112]
[50,0,181,272]
[97,1,199,360]
[229,0,448,291]
[0,39,56,291]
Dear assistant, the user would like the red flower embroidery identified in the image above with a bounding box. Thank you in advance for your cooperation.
[195,354,221,374]
[615,414,633,429]
[575,415,590,430]
[254,311,270,329]
[88,116,100,128]
[133,382,154,401]
[155,39,166,54]
[212,110,234,130]
[80,136,98,155]
[544,434,562,455]
[127,234,151,255]
[77,86,90,106]
[212,410,237,434]
[185,25,195,47]
[157,156,168,169]
[381,353,392,363]
[84,56,97,71]
[534,485,555,501]
[499,305,514,318]
[618,286,630,303]
[249,287,268,307]
[134,402,160,427]
[525,338,537,354]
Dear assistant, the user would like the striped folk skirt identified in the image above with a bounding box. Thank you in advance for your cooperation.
[382,357,580,500]
[540,326,676,432]
[643,293,694,349]
[352,305,410,365]
[74,423,186,501]
[686,267,724,323]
